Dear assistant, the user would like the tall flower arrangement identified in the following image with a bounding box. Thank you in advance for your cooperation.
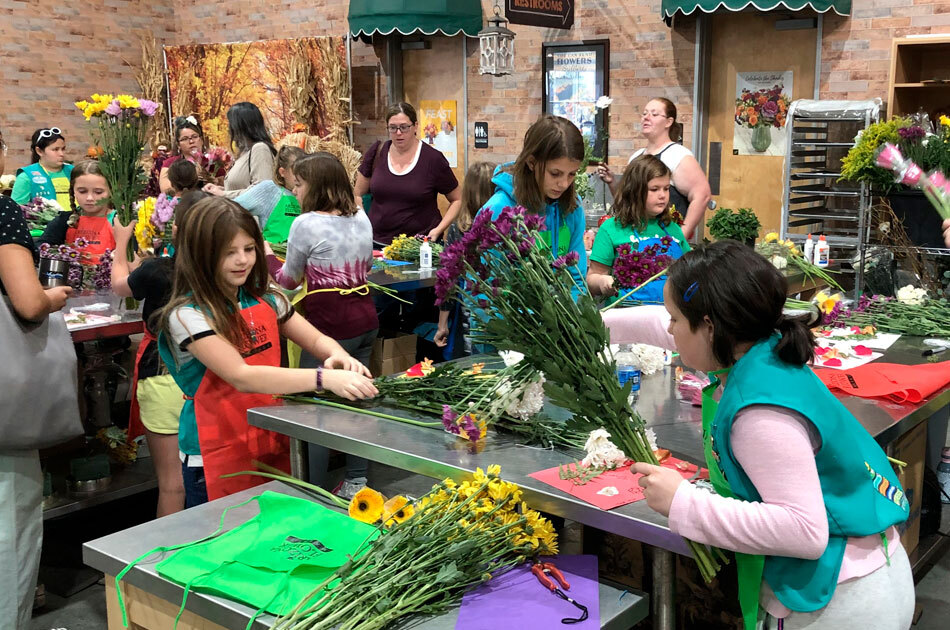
[435,206,724,581]
[74,94,158,229]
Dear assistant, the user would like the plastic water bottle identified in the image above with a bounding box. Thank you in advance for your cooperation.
[937,447,950,504]
[419,237,433,269]
[615,344,641,405]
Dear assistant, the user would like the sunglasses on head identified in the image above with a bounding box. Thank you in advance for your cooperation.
[38,128,62,139]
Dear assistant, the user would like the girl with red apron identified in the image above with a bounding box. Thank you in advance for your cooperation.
[37,159,116,264]
[155,198,378,506]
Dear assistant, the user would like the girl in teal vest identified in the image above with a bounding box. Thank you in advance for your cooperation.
[588,155,689,307]
[609,241,913,629]
[234,145,304,244]
[12,127,73,211]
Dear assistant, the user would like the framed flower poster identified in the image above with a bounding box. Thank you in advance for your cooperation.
[542,40,609,160]
[733,71,792,157]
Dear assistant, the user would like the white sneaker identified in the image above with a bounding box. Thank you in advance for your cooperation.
[333,479,367,500]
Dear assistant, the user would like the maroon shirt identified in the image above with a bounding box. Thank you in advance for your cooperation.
[358,140,458,245]
[161,154,227,179]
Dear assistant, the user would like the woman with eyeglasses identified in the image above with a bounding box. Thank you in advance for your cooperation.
[353,102,461,245]
[597,98,711,240]
[11,127,73,211]
[203,102,276,199]
[159,116,226,195]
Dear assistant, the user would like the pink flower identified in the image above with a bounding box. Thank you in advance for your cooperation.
[138,100,159,116]
[900,164,923,187]
[105,100,122,117]
[874,143,904,170]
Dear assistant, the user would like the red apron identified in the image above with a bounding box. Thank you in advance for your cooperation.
[66,215,116,264]
[125,329,155,443]
[192,298,290,500]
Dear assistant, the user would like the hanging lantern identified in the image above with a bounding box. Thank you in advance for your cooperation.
[478,4,515,76]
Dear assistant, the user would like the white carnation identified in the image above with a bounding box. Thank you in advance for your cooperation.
[498,350,524,367]
[505,375,546,420]
[770,255,788,270]
[582,429,628,469]
[630,344,666,375]
[896,284,927,305]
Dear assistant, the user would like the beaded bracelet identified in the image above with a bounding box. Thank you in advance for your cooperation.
[315,367,324,393]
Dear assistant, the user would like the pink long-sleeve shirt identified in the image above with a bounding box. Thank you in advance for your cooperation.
[603,306,900,617]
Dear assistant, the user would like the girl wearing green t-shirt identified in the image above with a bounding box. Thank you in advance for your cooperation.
[588,155,689,306]
[234,145,305,243]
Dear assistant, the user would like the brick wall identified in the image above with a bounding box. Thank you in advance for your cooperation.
[820,2,950,100]
[0,0,176,171]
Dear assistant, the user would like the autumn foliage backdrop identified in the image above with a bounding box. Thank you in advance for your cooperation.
[164,37,350,149]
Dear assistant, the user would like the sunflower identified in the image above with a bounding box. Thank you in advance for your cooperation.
[348,487,385,523]
[382,495,415,526]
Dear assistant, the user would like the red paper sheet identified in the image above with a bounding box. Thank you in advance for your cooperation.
[816,361,950,404]
[529,457,707,511]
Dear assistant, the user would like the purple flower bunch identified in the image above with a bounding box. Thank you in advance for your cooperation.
[39,242,81,263]
[153,194,178,228]
[435,205,546,306]
[898,125,926,141]
[91,249,113,291]
[441,405,484,443]
[612,236,673,290]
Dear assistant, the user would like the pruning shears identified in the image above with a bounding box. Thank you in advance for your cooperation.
[531,561,589,624]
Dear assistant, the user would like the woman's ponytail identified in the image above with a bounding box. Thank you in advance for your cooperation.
[775,315,816,366]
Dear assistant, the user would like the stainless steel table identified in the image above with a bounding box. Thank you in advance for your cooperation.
[249,335,950,630]
[368,261,437,292]
[84,481,648,630]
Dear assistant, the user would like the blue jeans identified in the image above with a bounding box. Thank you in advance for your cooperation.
[181,460,208,508]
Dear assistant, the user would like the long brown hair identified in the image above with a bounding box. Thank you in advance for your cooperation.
[613,155,672,230]
[650,97,681,143]
[292,152,358,216]
[158,197,284,353]
[512,115,584,216]
[458,162,496,232]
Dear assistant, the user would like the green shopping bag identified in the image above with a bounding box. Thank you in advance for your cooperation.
[116,491,378,629]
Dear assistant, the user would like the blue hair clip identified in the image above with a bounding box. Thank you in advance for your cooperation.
[683,282,699,302]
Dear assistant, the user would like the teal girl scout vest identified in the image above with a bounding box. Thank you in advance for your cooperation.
[704,335,909,628]
[17,162,74,205]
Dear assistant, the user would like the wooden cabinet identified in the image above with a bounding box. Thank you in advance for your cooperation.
[888,36,950,119]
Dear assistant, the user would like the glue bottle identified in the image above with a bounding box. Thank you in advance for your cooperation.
[803,234,814,263]
[419,237,433,270]
[813,235,829,268]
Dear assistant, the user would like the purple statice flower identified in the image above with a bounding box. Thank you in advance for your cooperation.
[441,405,461,435]
[105,100,122,117]
[898,126,926,141]
[138,99,159,117]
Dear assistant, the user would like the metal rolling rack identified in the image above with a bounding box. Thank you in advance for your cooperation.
[781,99,881,298]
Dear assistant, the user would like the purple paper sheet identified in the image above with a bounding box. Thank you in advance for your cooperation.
[455,555,600,630]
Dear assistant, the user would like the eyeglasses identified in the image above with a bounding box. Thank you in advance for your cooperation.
[0,138,6,155]
[642,111,669,119]
[178,134,201,143]
[387,124,414,135]
[38,128,62,139]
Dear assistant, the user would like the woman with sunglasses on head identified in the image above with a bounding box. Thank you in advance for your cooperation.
[203,102,276,199]
[12,127,73,211]
[597,98,711,240]
[159,116,226,195]
[353,102,461,245]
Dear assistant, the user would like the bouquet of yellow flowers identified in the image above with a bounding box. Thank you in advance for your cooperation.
[382,233,443,263]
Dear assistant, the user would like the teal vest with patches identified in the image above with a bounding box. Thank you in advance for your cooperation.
[17,163,73,203]
[710,336,909,612]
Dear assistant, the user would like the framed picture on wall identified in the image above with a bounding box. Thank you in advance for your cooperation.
[542,40,610,161]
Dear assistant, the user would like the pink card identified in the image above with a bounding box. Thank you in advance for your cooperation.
[529,457,706,511]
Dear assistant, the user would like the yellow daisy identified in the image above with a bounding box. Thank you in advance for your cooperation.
[382,495,414,526]
[348,487,385,523]
[764,232,779,243]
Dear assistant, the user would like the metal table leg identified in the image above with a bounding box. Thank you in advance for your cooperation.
[289,438,308,481]
[652,548,675,630]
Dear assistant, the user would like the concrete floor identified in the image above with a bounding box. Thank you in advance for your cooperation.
[29,462,950,630]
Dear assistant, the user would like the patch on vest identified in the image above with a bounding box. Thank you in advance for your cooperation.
[865,462,910,511]
[271,535,334,560]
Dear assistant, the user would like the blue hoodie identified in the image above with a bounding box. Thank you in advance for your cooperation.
[479,164,588,295]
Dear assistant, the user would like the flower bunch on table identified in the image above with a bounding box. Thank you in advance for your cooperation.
[74,94,157,234]
[757,232,842,290]
[734,85,790,129]
[20,197,63,232]
[435,205,725,581]
[822,293,950,337]
[133,195,176,254]
[38,241,111,291]
[273,465,557,630]
[381,233,443,263]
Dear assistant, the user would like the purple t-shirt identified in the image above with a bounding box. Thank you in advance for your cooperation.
[358,140,458,244]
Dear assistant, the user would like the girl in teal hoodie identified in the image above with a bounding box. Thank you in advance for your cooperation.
[478,115,588,294]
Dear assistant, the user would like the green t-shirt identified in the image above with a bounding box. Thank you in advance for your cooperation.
[590,216,690,268]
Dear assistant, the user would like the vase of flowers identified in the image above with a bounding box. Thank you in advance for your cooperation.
[735,85,790,153]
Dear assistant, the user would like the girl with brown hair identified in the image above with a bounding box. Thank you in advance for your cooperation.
[480,115,588,295]
[588,154,689,307]
[234,145,305,243]
[37,159,115,263]
[157,196,376,507]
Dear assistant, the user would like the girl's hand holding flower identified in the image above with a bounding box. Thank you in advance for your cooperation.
[597,163,615,184]
[322,369,378,400]
[631,461,688,517]
[113,218,136,245]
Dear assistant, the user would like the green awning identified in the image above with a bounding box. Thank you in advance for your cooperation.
[348,0,483,37]
[662,0,851,20]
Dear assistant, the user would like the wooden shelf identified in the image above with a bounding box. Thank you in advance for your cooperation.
[888,37,950,118]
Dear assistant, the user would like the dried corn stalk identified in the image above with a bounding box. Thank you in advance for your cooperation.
[314,38,353,144]
[173,66,195,126]
[135,34,170,150]
[288,41,317,126]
